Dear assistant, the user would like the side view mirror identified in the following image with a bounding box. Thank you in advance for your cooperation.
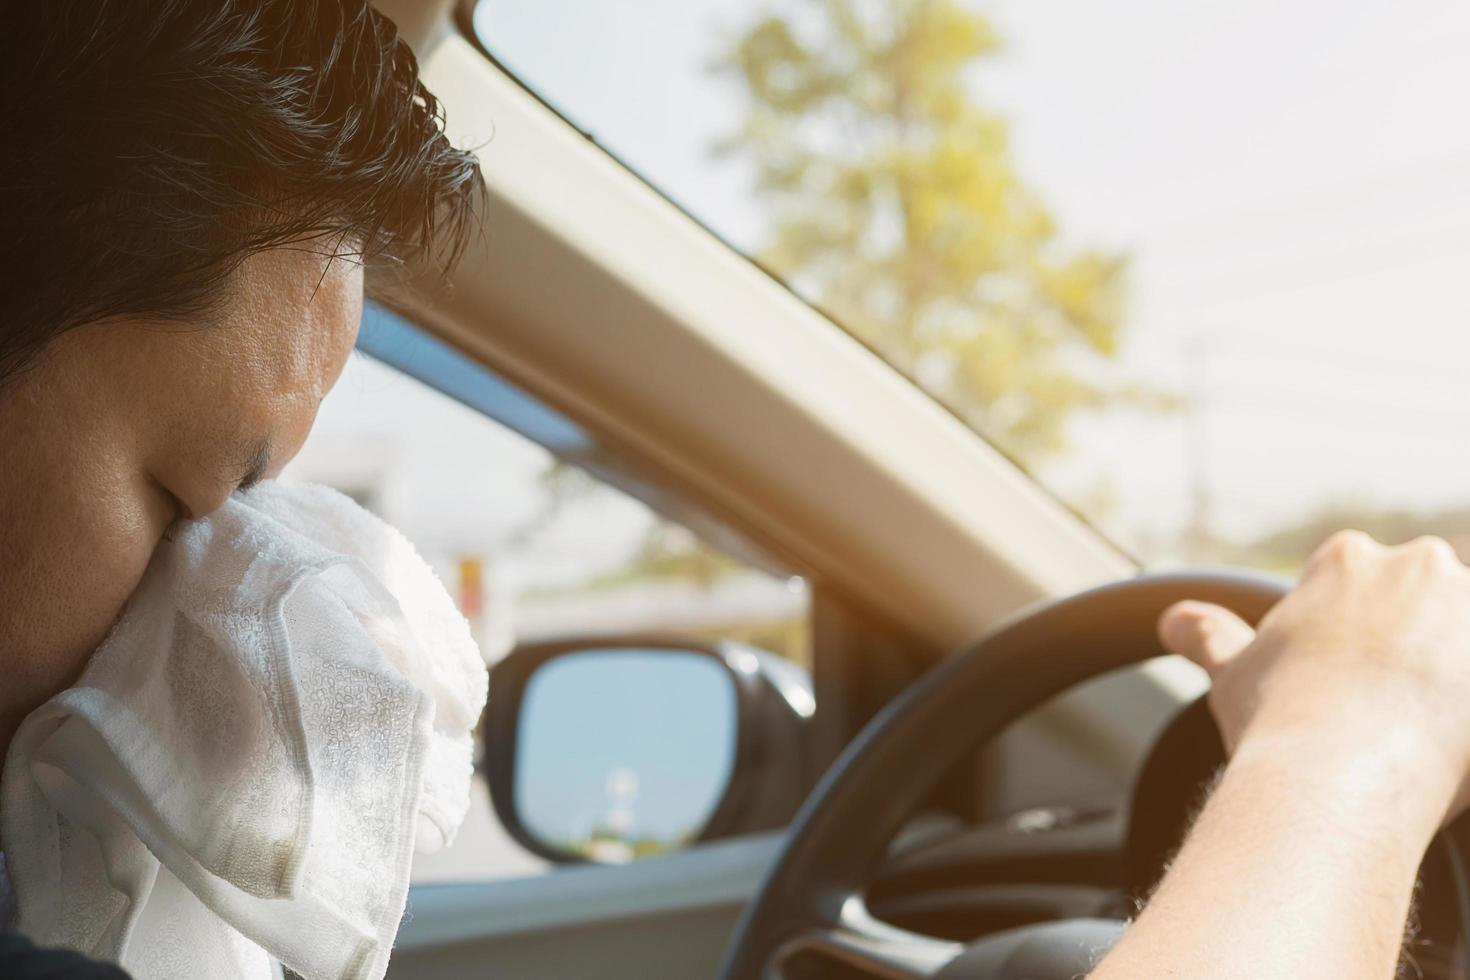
[480,637,813,864]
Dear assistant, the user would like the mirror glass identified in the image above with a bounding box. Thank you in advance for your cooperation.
[515,649,738,862]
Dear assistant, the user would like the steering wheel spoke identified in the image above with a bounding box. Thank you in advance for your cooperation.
[772,895,963,979]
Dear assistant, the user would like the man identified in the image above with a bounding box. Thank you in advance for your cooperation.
[1,4,1467,980]
[0,0,479,973]
[0,1,480,758]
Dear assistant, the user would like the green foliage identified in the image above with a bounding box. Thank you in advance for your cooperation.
[505,461,603,548]
[718,0,1161,465]
[1220,501,1470,574]
[583,522,746,591]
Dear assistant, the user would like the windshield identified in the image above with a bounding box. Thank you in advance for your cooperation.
[470,0,1470,571]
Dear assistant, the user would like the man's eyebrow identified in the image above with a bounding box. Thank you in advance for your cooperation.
[235,439,272,492]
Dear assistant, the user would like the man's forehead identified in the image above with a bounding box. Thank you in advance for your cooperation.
[203,251,361,406]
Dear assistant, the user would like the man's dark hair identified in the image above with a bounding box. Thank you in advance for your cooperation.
[0,0,483,383]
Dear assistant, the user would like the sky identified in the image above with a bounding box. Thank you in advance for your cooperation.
[472,0,1470,553]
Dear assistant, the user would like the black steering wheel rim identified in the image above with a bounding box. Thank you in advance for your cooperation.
[717,570,1294,980]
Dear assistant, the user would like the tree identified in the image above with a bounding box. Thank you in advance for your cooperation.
[510,0,1156,611]
[718,0,1155,466]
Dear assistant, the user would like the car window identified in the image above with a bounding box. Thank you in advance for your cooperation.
[469,0,1470,573]
[286,304,809,882]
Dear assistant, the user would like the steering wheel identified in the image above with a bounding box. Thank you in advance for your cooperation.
[717,570,1470,980]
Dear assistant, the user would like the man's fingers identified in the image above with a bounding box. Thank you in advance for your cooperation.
[1158,600,1256,677]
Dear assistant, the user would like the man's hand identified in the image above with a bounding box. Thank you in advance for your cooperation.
[1161,530,1470,817]
[1090,531,1470,980]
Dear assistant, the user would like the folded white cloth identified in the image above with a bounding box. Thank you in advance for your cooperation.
[1,481,488,980]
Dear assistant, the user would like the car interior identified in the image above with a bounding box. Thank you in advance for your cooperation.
[240,1,1470,977]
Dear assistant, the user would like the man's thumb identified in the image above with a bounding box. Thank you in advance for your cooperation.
[1158,600,1255,677]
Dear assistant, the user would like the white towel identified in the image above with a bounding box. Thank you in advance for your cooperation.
[0,481,488,980]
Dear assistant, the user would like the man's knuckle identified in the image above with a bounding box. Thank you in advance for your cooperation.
[1318,529,1372,561]
[1405,535,1460,567]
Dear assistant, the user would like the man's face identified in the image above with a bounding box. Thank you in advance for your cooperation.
[0,245,362,750]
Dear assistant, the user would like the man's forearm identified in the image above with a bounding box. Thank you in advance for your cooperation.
[1091,721,1453,980]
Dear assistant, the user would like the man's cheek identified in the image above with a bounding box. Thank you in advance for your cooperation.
[45,498,168,678]
[0,547,145,745]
